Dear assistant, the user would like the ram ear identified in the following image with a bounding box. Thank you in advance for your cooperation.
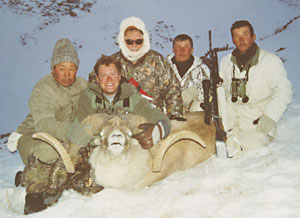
[150,130,206,173]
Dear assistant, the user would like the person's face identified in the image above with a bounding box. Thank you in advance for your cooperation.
[96,64,121,96]
[232,26,256,54]
[172,39,194,62]
[52,62,77,87]
[124,30,144,52]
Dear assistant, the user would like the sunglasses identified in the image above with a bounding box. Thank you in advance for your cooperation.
[125,39,144,45]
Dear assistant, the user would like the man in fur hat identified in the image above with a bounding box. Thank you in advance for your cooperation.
[89,16,184,121]
[7,38,88,214]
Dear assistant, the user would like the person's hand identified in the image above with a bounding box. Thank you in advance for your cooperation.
[132,123,163,149]
[181,86,199,106]
[7,132,22,152]
[256,114,276,135]
[67,122,93,147]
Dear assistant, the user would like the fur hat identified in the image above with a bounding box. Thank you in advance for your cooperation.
[50,38,79,69]
[118,16,151,62]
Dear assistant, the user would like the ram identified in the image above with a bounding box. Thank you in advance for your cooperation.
[33,111,216,191]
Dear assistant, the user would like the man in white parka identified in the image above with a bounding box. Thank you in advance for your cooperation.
[166,34,210,112]
[219,20,292,153]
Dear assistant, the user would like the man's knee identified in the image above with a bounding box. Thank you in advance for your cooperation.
[18,134,59,165]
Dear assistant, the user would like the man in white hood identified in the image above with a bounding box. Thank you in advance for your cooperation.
[89,16,184,120]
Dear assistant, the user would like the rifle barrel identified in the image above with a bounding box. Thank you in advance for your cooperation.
[209,30,212,51]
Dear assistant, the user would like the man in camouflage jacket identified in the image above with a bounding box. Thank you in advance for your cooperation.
[166,34,210,112]
[89,16,183,119]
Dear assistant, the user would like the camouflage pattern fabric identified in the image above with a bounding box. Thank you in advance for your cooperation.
[20,157,52,193]
[89,50,183,117]
[19,145,103,203]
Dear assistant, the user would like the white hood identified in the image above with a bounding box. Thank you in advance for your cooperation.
[118,16,151,62]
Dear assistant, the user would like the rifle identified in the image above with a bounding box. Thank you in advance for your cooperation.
[202,30,233,144]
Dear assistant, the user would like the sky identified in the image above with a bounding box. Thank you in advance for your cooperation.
[0,0,300,217]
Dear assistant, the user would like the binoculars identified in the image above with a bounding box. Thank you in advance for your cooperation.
[231,78,249,103]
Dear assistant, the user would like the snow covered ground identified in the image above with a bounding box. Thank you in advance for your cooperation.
[0,0,300,217]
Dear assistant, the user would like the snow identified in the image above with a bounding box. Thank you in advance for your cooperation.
[0,0,300,217]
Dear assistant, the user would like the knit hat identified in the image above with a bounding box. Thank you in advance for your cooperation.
[50,38,79,69]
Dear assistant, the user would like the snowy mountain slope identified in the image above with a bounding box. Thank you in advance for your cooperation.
[0,0,300,217]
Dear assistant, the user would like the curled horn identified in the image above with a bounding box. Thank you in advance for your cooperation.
[81,113,110,135]
[119,113,148,130]
[32,132,75,173]
[151,130,206,172]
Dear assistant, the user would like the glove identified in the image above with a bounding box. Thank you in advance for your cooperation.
[132,122,164,149]
[7,132,23,152]
[67,122,93,147]
[181,86,199,106]
[256,114,276,135]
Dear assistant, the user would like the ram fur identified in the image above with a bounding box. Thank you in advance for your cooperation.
[33,111,216,191]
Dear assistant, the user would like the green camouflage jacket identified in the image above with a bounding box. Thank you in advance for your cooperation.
[89,50,183,117]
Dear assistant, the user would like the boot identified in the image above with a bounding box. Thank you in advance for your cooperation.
[21,156,65,214]
[24,191,62,215]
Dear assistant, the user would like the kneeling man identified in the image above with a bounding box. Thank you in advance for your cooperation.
[68,55,171,150]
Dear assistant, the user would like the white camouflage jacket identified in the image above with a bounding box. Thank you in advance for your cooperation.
[166,54,210,103]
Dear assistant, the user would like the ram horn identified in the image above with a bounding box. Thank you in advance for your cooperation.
[81,113,110,136]
[151,130,206,173]
[121,113,148,130]
[32,132,75,173]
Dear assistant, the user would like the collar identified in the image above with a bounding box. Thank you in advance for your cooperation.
[171,55,194,77]
[231,43,259,71]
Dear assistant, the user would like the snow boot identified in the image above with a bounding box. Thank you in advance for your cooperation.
[24,191,62,215]
[21,156,67,214]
